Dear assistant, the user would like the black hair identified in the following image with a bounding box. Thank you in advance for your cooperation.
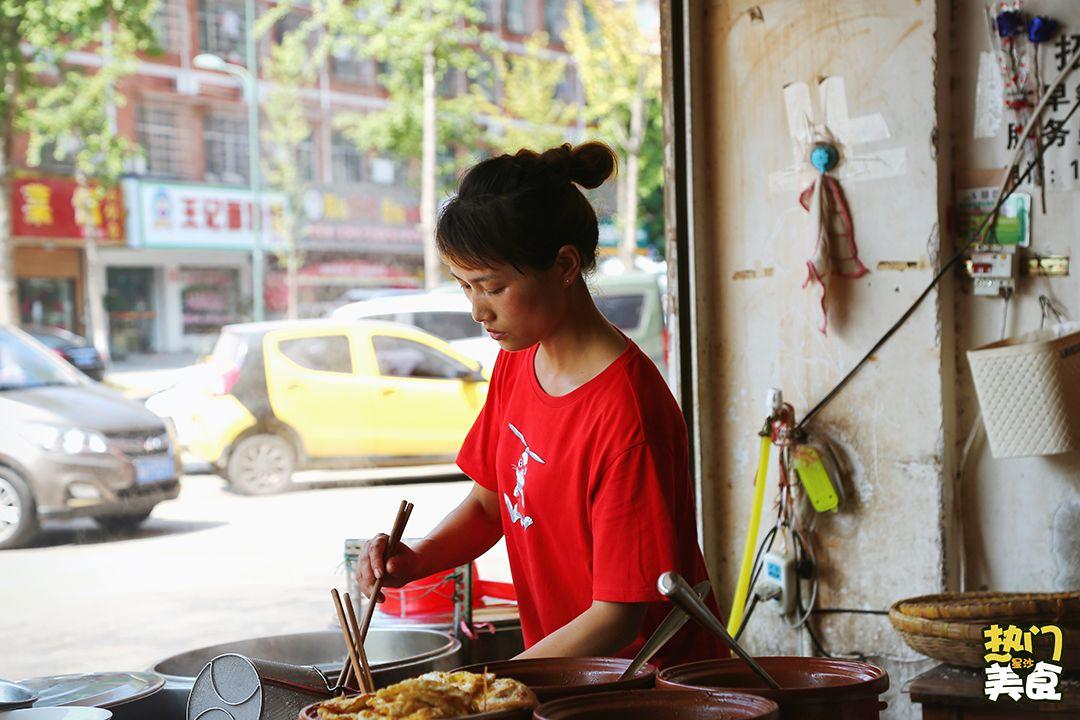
[435,142,618,275]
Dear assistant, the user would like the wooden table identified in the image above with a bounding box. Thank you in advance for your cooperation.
[905,663,1080,718]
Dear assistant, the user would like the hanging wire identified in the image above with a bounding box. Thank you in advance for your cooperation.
[797,50,1080,432]
[1039,294,1067,329]
[999,288,1013,340]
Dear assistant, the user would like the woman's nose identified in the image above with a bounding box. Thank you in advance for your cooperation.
[471,298,493,324]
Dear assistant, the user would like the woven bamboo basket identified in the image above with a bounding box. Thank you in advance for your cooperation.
[889,592,1080,670]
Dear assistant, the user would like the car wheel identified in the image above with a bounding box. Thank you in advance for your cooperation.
[93,510,153,533]
[0,468,39,550]
[226,434,295,495]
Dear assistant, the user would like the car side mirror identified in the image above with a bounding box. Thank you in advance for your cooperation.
[457,367,485,383]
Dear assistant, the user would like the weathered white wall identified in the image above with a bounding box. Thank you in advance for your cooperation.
[691,2,955,718]
[952,0,1080,593]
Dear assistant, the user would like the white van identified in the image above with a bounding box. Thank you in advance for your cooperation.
[331,293,499,370]
[332,272,667,374]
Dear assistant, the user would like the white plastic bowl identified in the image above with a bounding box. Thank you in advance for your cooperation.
[0,709,112,720]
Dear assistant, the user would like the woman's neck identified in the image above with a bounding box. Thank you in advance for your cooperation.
[534,284,627,396]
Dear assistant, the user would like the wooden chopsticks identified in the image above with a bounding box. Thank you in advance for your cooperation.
[359,500,414,641]
[331,588,374,693]
[333,499,415,694]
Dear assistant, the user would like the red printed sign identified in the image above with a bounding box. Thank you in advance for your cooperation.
[12,176,124,241]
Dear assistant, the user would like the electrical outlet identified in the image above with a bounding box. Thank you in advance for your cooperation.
[760,551,796,615]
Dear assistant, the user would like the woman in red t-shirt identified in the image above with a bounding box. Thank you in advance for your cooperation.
[354,142,724,667]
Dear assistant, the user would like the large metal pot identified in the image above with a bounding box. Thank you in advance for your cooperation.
[151,628,459,688]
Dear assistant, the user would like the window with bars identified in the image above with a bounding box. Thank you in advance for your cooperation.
[151,0,186,54]
[137,104,192,179]
[204,112,250,185]
[477,0,498,27]
[298,135,316,184]
[505,0,527,34]
[545,0,567,41]
[273,11,304,43]
[438,67,461,99]
[556,64,578,103]
[330,51,376,86]
[34,139,78,174]
[469,58,497,103]
[331,132,365,186]
[197,0,247,63]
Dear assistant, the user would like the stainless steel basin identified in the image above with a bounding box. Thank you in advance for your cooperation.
[151,628,459,687]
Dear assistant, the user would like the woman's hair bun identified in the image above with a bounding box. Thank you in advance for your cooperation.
[537,141,617,189]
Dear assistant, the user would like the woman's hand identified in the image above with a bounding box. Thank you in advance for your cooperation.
[354,534,426,603]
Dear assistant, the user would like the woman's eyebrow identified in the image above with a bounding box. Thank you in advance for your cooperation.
[451,272,498,283]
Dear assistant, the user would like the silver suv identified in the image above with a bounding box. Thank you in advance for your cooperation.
[0,326,180,549]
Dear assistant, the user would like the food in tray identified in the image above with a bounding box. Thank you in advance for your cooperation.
[315,670,537,719]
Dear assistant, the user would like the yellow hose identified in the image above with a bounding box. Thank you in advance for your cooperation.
[726,433,772,634]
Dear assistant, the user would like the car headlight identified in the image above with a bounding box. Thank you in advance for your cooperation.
[20,423,110,454]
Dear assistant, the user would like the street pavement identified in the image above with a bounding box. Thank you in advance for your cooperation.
[0,473,510,681]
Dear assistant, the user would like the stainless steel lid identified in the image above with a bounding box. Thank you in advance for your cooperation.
[16,672,164,709]
[0,680,38,711]
[153,628,458,684]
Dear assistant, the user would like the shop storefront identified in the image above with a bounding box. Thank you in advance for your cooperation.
[102,179,283,354]
[11,175,125,335]
[266,187,425,318]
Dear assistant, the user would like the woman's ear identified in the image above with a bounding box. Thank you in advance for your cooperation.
[554,244,582,284]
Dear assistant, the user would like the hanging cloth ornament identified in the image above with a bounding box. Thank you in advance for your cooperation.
[798,135,868,334]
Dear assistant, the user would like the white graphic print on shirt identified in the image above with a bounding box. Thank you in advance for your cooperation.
[505,423,544,530]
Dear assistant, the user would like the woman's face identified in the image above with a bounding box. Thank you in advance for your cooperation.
[445,258,568,352]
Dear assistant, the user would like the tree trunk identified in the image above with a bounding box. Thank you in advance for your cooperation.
[619,67,646,272]
[76,177,111,360]
[83,233,110,361]
[420,22,439,291]
[286,241,299,320]
[0,85,16,325]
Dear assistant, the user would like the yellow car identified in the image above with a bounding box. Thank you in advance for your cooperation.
[181,319,489,494]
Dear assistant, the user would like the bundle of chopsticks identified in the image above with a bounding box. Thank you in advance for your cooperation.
[332,499,414,694]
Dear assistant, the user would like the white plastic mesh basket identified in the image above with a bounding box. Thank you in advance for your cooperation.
[967,322,1080,459]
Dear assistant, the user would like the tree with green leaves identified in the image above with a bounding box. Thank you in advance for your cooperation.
[259,0,493,289]
[254,10,320,319]
[564,0,660,269]
[316,0,493,289]
[484,32,579,154]
[1,0,159,352]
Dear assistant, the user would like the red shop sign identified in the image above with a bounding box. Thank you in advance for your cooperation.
[12,176,125,241]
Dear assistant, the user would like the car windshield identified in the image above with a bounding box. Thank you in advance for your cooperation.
[28,327,88,349]
[595,293,645,330]
[0,328,84,390]
[210,330,248,368]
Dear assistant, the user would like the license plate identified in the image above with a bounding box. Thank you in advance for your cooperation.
[134,453,175,484]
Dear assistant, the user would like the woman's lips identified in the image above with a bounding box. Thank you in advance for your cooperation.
[488,330,508,340]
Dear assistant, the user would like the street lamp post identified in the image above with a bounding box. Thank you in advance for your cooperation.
[193,3,264,321]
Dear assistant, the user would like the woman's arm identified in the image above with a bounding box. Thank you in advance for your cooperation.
[514,601,648,658]
[355,482,503,601]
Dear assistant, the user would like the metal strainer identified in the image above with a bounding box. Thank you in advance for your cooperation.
[186,654,334,720]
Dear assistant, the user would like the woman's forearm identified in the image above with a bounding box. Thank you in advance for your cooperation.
[515,601,647,658]
[412,483,503,576]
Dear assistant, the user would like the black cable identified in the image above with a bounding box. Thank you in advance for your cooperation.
[812,608,888,616]
[746,524,778,598]
[803,617,835,659]
[797,96,1080,431]
[729,524,777,642]
[734,593,760,641]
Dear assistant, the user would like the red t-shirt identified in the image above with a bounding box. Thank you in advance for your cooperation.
[456,337,726,668]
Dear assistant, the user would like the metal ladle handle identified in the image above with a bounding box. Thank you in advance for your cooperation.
[658,571,782,691]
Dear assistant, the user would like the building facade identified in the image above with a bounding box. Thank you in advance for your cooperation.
[14,0,585,354]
